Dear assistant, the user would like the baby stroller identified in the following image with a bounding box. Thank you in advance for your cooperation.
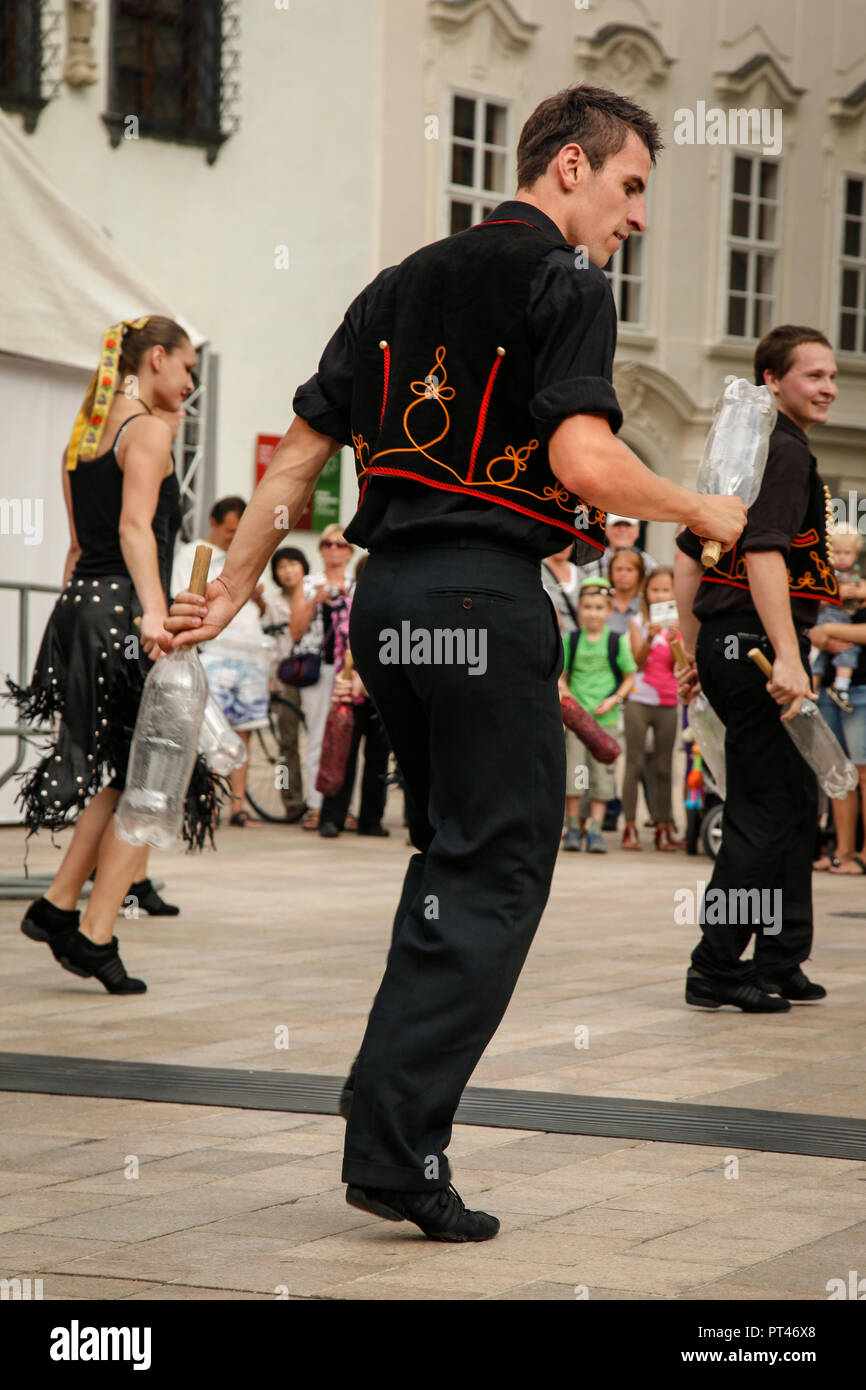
[682,709,725,859]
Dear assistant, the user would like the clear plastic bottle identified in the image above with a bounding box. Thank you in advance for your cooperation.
[776,698,858,799]
[748,649,858,799]
[687,692,727,799]
[115,545,212,850]
[696,375,777,566]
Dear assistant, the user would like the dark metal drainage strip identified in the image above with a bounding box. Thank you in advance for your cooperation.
[2,1052,865,1161]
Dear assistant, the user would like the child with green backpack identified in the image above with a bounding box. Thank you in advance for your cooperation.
[558,577,637,852]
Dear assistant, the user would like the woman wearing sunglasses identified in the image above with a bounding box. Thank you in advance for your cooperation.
[289,524,356,829]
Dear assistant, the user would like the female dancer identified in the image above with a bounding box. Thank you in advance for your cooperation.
[9,317,207,993]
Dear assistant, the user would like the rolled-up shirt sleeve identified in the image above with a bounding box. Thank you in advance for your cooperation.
[292,266,396,445]
[737,435,811,556]
[527,251,623,441]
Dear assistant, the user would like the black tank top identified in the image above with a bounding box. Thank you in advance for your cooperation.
[70,415,182,600]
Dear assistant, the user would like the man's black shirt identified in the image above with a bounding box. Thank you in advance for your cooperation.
[677,411,821,630]
[292,200,622,558]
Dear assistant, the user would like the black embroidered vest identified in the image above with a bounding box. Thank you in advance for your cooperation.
[699,456,840,605]
[348,219,609,552]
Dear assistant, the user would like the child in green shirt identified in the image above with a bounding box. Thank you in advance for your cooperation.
[558,577,637,853]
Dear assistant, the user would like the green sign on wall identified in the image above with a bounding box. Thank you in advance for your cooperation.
[312,452,342,531]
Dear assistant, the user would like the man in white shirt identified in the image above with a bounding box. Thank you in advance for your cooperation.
[577,513,657,581]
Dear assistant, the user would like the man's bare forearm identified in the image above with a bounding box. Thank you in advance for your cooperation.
[745,551,800,658]
[215,417,339,608]
[673,550,702,654]
[550,416,700,524]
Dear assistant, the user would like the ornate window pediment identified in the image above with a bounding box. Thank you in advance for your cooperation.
[427,0,538,54]
[830,80,866,125]
[574,24,674,93]
[713,53,804,112]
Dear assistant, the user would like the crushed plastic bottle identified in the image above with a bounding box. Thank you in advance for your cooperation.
[198,694,248,776]
[696,376,777,565]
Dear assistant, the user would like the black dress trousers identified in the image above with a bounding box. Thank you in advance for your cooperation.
[341,541,565,1192]
[691,620,817,986]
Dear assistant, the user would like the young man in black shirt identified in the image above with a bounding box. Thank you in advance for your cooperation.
[675,325,841,1013]
[165,86,745,1242]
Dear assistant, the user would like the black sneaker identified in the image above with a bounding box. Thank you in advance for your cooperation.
[828,688,854,714]
[128,879,179,917]
[346,1183,500,1242]
[685,968,790,1012]
[357,825,391,837]
[319,821,340,838]
[758,968,826,1002]
[57,932,147,994]
[21,898,79,960]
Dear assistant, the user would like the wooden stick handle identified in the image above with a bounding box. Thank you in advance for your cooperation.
[701,539,722,567]
[670,638,687,668]
[188,544,212,597]
[342,651,354,678]
[748,648,773,677]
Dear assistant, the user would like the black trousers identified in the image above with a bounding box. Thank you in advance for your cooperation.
[341,542,564,1191]
[320,699,390,831]
[691,619,817,985]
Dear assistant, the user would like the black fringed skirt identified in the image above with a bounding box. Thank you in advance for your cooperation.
[6,572,221,849]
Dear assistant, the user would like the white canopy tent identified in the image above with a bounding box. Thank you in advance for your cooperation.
[0,108,204,824]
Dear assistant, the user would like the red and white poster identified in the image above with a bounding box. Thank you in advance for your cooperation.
[255,433,312,529]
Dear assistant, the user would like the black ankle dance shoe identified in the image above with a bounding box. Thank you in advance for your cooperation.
[685,968,790,1013]
[346,1183,500,1242]
[57,932,147,994]
[128,879,180,917]
[21,898,80,960]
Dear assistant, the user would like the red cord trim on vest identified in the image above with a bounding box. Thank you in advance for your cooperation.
[698,573,842,604]
[356,465,605,548]
[378,342,391,432]
[466,352,504,483]
[470,219,540,230]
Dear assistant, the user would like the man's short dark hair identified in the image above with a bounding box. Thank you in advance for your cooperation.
[517,84,663,188]
[754,325,833,386]
[210,496,246,524]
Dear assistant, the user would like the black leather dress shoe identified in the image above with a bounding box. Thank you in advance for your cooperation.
[357,825,390,837]
[758,968,826,1002]
[685,969,791,1012]
[346,1183,500,1242]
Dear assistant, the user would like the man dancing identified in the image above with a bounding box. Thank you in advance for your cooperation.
[165,86,744,1241]
[675,325,841,1013]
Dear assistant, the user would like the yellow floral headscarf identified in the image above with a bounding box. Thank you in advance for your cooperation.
[65,316,150,470]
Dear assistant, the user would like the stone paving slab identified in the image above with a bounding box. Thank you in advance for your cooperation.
[1,811,865,1301]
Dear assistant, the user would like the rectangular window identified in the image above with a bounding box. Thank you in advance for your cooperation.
[838,174,866,354]
[724,152,780,339]
[104,0,236,161]
[606,231,646,327]
[0,0,51,130]
[446,92,510,235]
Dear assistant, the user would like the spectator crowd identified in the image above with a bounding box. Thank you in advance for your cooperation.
[192,498,866,875]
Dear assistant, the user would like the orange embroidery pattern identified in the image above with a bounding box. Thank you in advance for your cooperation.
[357,345,592,521]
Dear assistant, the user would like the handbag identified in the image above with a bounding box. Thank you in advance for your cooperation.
[277,607,335,687]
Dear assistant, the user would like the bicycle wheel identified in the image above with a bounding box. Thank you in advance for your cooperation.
[244,693,306,823]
